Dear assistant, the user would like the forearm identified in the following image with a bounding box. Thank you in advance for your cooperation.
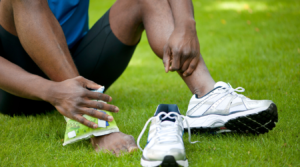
[11,0,79,81]
[0,56,53,101]
[167,0,196,29]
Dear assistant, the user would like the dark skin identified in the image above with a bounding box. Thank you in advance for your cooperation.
[0,0,215,155]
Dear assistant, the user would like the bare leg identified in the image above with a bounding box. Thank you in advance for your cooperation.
[93,0,215,154]
[110,0,215,97]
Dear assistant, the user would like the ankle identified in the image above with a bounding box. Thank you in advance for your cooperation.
[193,84,214,97]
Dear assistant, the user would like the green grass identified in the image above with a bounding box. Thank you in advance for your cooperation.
[1,0,300,166]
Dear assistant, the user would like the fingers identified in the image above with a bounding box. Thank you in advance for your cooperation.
[73,114,98,129]
[180,49,191,69]
[169,49,181,71]
[81,107,114,122]
[183,58,199,77]
[181,58,192,72]
[85,91,112,102]
[163,45,171,73]
[85,100,119,113]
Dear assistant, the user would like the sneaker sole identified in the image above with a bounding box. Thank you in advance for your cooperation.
[184,103,278,134]
[141,155,188,167]
[225,103,278,134]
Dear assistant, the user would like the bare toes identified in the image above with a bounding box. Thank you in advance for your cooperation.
[128,146,138,153]
[90,132,137,156]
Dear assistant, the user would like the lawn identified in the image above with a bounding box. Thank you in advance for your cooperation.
[0,0,299,166]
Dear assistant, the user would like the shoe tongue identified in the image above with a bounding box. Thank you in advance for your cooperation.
[214,81,230,88]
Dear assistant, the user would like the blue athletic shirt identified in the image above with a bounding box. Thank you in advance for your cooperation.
[48,0,89,48]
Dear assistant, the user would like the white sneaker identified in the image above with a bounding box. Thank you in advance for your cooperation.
[138,104,196,167]
[184,81,278,134]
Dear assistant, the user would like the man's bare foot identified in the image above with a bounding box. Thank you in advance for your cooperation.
[91,132,138,156]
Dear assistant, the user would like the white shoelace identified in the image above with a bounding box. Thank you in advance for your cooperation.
[137,112,198,151]
[220,84,246,98]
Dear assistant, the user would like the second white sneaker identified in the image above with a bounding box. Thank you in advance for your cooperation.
[138,104,196,167]
[184,81,278,134]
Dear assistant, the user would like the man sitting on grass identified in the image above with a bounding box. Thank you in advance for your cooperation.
[0,0,277,155]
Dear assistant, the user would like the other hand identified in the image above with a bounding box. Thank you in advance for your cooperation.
[163,26,200,77]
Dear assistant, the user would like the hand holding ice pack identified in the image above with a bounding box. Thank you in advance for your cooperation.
[63,87,119,146]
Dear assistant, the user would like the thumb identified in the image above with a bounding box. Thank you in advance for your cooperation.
[79,76,102,90]
[163,45,171,73]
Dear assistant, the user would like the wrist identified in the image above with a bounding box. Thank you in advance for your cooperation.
[175,18,196,31]
[41,81,57,105]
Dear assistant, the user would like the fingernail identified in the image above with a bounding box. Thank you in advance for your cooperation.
[183,74,187,77]
[115,107,119,112]
[108,116,113,122]
[93,124,98,129]
[109,97,112,102]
